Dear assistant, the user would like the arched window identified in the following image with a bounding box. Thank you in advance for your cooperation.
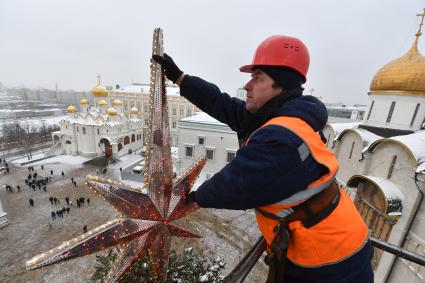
[348,142,355,159]
[410,103,420,126]
[367,101,374,120]
[386,101,396,123]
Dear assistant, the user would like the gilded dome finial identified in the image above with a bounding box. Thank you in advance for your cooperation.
[96,74,102,86]
[410,8,425,53]
[416,8,425,37]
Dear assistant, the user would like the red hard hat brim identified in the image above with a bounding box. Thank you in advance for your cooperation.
[239,64,254,73]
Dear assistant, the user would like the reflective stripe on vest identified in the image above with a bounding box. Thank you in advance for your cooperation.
[251,116,369,267]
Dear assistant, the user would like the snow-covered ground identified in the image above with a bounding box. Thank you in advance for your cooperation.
[0,152,267,282]
[12,154,90,167]
[11,153,46,165]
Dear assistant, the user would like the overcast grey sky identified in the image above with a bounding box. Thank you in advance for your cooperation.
[0,0,423,104]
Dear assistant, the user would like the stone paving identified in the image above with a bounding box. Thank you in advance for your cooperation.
[0,154,266,283]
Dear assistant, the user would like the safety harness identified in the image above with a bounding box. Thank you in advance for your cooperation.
[256,180,341,283]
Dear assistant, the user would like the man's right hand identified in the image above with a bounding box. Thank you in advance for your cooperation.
[185,191,197,205]
[152,53,184,84]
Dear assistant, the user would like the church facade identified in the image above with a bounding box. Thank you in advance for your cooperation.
[323,12,425,283]
[52,79,199,158]
[52,83,144,158]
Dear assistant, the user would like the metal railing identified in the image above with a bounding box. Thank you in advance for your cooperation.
[223,235,425,282]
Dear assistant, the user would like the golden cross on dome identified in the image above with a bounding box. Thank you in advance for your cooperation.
[96,73,102,85]
[416,8,425,37]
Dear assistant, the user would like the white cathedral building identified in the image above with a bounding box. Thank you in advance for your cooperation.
[52,83,144,158]
[323,16,425,283]
[52,78,200,158]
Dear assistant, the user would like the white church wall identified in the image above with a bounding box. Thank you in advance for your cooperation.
[384,168,425,283]
[364,141,423,282]
[83,126,97,155]
[333,131,363,184]
[363,94,425,131]
[388,206,425,283]
[322,125,336,151]
[64,136,77,155]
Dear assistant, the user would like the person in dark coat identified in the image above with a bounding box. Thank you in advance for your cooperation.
[29,198,34,206]
[50,170,53,175]
[153,47,373,283]
[51,211,56,220]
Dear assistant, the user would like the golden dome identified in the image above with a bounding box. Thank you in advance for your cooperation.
[106,107,118,116]
[67,105,77,113]
[112,99,123,106]
[98,100,107,107]
[92,75,108,97]
[370,36,425,95]
[79,98,89,105]
[92,86,108,97]
[130,106,138,114]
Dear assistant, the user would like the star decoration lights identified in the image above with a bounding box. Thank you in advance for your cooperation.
[26,28,207,282]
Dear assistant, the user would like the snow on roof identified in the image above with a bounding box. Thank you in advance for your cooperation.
[417,163,425,174]
[390,130,425,172]
[351,128,382,152]
[326,106,364,111]
[128,118,141,123]
[180,112,227,126]
[113,84,180,96]
[106,121,123,126]
[328,122,360,138]
[363,175,405,200]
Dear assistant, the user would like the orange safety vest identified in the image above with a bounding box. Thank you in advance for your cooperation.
[251,116,369,267]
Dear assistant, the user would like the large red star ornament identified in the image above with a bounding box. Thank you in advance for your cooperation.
[26,28,207,282]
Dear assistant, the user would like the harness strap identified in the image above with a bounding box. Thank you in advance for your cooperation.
[256,181,340,228]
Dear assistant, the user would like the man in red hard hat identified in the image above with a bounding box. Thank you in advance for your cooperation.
[153,35,373,282]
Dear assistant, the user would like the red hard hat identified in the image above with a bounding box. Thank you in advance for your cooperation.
[240,35,310,82]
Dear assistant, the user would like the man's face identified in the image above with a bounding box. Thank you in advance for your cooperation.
[244,69,282,113]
